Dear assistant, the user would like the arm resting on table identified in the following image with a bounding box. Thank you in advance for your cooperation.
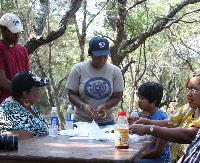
[2,130,33,140]
[148,126,199,144]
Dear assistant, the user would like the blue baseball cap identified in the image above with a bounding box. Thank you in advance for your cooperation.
[89,37,111,56]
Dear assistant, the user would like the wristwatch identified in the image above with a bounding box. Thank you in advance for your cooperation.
[149,126,154,133]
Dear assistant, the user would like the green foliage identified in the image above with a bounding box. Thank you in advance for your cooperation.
[2,0,200,118]
[0,0,15,13]
[35,87,49,115]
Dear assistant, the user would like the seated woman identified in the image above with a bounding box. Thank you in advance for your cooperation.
[178,129,200,163]
[0,71,49,140]
[128,69,200,162]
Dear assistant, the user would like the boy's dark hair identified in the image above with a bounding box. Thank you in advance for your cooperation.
[137,81,163,107]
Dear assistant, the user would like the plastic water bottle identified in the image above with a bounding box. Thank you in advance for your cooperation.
[131,108,139,117]
[115,112,129,149]
[48,107,58,137]
[65,104,74,130]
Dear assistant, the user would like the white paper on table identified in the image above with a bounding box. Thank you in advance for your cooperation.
[69,136,95,140]
[59,121,145,143]
[58,129,78,136]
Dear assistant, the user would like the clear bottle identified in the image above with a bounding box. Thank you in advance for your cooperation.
[131,108,139,117]
[115,112,129,149]
[65,104,74,130]
[48,107,59,137]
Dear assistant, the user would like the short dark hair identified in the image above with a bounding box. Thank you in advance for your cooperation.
[0,25,8,31]
[137,81,163,107]
[11,75,32,99]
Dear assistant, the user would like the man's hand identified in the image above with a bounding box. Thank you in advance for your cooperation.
[0,70,11,92]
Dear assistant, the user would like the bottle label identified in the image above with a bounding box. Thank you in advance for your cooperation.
[49,117,58,125]
[66,113,73,121]
[115,129,129,147]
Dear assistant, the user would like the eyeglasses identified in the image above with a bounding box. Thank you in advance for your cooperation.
[185,88,199,94]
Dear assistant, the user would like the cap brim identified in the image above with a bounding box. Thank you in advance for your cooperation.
[91,50,111,56]
[8,26,23,33]
[33,78,49,87]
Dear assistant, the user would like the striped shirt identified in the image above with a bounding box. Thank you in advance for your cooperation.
[181,129,200,163]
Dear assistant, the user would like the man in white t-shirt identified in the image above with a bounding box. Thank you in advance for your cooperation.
[66,37,124,126]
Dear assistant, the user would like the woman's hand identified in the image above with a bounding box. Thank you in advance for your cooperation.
[82,104,96,117]
[129,124,150,136]
[127,116,140,125]
[1,130,33,140]
[95,104,107,118]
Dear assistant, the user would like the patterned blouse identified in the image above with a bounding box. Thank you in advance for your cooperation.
[0,100,48,137]
[181,129,200,163]
[168,104,200,162]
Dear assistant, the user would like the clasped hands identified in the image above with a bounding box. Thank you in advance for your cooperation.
[128,111,151,136]
[83,104,107,118]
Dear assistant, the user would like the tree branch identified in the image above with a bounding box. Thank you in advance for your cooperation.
[25,0,83,54]
[118,0,200,63]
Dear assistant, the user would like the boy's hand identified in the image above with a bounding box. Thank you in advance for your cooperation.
[140,111,151,118]
[127,116,140,125]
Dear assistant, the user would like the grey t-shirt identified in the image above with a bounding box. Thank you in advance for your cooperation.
[66,60,124,123]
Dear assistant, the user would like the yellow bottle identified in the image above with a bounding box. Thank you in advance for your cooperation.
[115,112,129,149]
